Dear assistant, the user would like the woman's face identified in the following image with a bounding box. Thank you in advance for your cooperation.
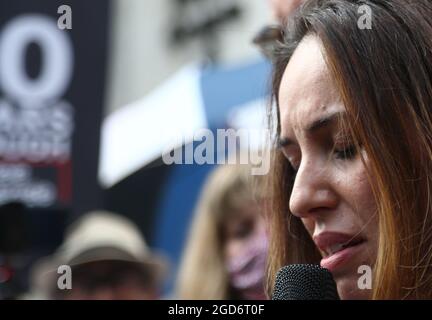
[277,36,378,299]
[223,203,268,299]
[223,204,266,262]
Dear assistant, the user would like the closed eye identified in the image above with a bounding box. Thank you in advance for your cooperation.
[335,145,357,160]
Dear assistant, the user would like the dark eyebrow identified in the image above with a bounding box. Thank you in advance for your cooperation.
[305,111,343,132]
[278,111,345,148]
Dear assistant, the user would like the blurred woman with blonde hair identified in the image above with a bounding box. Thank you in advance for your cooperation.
[176,161,268,300]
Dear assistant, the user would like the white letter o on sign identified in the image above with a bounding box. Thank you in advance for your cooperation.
[0,14,74,107]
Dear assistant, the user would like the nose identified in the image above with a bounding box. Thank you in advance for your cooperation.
[289,157,338,219]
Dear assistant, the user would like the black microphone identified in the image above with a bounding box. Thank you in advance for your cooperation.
[272,264,340,300]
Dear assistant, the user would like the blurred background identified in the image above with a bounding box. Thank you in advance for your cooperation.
[0,0,282,299]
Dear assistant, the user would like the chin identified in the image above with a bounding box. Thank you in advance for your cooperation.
[335,275,372,300]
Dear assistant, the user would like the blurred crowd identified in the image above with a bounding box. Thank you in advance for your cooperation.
[24,159,268,300]
[0,0,305,300]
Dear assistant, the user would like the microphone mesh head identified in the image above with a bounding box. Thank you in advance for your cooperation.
[272,264,340,300]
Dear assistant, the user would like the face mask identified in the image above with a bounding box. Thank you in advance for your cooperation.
[226,228,269,299]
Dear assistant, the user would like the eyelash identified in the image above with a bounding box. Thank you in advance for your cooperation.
[287,144,357,179]
[334,144,357,160]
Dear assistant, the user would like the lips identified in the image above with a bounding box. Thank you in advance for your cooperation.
[313,232,365,273]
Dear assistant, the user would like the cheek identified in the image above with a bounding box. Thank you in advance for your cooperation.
[337,157,378,238]
[347,162,376,220]
[354,175,375,216]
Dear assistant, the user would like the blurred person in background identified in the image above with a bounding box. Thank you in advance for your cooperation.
[254,0,306,60]
[0,202,29,299]
[176,160,268,300]
[268,0,304,24]
[26,211,167,300]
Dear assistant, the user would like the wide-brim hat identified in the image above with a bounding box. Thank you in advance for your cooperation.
[29,211,168,297]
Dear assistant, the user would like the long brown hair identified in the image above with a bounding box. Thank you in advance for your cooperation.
[268,0,432,299]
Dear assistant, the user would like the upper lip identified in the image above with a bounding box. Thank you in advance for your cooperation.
[313,232,364,257]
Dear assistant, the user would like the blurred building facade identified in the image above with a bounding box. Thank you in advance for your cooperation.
[106,0,271,115]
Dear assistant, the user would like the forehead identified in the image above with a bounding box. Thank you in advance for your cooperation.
[278,36,342,135]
